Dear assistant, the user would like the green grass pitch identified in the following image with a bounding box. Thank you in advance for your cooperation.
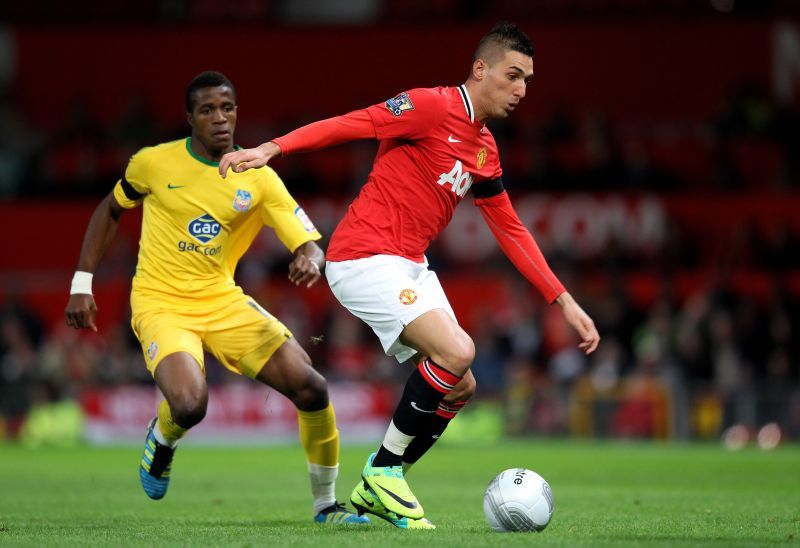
[1,441,798,547]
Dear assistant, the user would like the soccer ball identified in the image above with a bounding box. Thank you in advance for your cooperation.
[483,468,554,532]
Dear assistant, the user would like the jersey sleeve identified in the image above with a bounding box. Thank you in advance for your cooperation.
[272,109,376,156]
[365,87,448,141]
[260,168,322,252]
[475,190,565,303]
[112,147,152,209]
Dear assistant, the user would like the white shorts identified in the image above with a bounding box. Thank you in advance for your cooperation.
[325,255,457,363]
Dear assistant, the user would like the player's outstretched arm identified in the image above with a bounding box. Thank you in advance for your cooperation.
[288,241,325,288]
[555,292,600,354]
[64,192,126,332]
[220,110,379,180]
[219,141,281,179]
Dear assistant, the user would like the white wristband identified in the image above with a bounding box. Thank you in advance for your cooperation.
[70,271,93,295]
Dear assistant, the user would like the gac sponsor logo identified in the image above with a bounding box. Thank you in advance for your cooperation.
[178,241,222,255]
[188,213,221,244]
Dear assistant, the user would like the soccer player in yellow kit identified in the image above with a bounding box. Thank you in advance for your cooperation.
[64,71,369,525]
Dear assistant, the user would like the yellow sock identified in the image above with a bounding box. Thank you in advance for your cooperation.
[156,400,187,447]
[298,403,339,514]
[297,402,339,467]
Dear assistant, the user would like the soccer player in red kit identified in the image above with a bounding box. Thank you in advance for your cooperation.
[220,22,600,529]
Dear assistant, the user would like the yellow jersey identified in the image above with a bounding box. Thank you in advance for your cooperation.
[113,137,321,306]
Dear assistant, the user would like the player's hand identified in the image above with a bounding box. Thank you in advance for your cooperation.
[556,292,600,354]
[288,254,322,288]
[218,142,281,178]
[65,294,98,332]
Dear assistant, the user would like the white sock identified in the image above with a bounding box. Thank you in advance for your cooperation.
[308,462,338,515]
[152,419,178,448]
[381,420,415,457]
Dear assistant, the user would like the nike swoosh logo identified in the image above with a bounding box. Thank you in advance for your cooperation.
[167,183,185,189]
[358,493,375,507]
[375,484,418,509]
[411,402,435,413]
[448,135,461,143]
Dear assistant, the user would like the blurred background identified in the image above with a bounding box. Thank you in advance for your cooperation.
[0,0,798,448]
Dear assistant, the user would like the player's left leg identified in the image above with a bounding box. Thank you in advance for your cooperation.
[401,368,476,474]
[205,295,367,525]
[247,337,369,525]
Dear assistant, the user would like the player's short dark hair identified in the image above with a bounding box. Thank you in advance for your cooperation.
[474,21,535,62]
[185,71,237,113]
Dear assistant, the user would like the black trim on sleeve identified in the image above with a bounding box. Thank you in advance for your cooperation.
[120,177,144,201]
[471,178,505,199]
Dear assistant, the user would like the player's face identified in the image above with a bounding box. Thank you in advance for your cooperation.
[188,86,237,153]
[484,50,533,119]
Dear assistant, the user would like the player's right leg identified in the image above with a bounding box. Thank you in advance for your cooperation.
[131,304,208,501]
[326,257,475,519]
[362,309,475,517]
[139,351,207,500]
[401,368,476,473]
[130,299,209,500]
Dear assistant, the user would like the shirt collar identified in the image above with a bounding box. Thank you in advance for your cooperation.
[457,85,474,124]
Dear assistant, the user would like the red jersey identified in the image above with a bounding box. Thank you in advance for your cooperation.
[272,85,566,303]
[329,86,501,262]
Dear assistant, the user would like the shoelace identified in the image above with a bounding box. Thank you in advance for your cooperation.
[321,501,349,514]
[381,466,403,479]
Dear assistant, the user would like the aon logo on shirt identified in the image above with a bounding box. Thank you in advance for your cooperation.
[437,160,474,197]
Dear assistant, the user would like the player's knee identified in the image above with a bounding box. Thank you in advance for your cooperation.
[438,335,475,376]
[291,368,329,412]
[170,390,208,428]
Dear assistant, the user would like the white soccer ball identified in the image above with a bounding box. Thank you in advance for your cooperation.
[483,468,554,532]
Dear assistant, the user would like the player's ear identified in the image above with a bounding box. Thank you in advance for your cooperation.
[186,111,195,128]
[472,58,487,81]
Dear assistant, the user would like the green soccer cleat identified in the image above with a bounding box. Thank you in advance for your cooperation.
[350,481,435,530]
[313,501,371,525]
[358,452,424,520]
[360,452,424,519]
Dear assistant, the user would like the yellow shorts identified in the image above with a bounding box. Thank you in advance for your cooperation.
[131,292,292,378]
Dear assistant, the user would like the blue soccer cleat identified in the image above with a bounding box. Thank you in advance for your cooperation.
[139,417,176,500]
[314,501,371,525]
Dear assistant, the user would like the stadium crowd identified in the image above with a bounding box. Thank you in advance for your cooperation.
[1,77,799,198]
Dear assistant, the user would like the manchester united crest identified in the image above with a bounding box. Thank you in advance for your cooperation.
[399,288,418,305]
[477,147,487,169]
